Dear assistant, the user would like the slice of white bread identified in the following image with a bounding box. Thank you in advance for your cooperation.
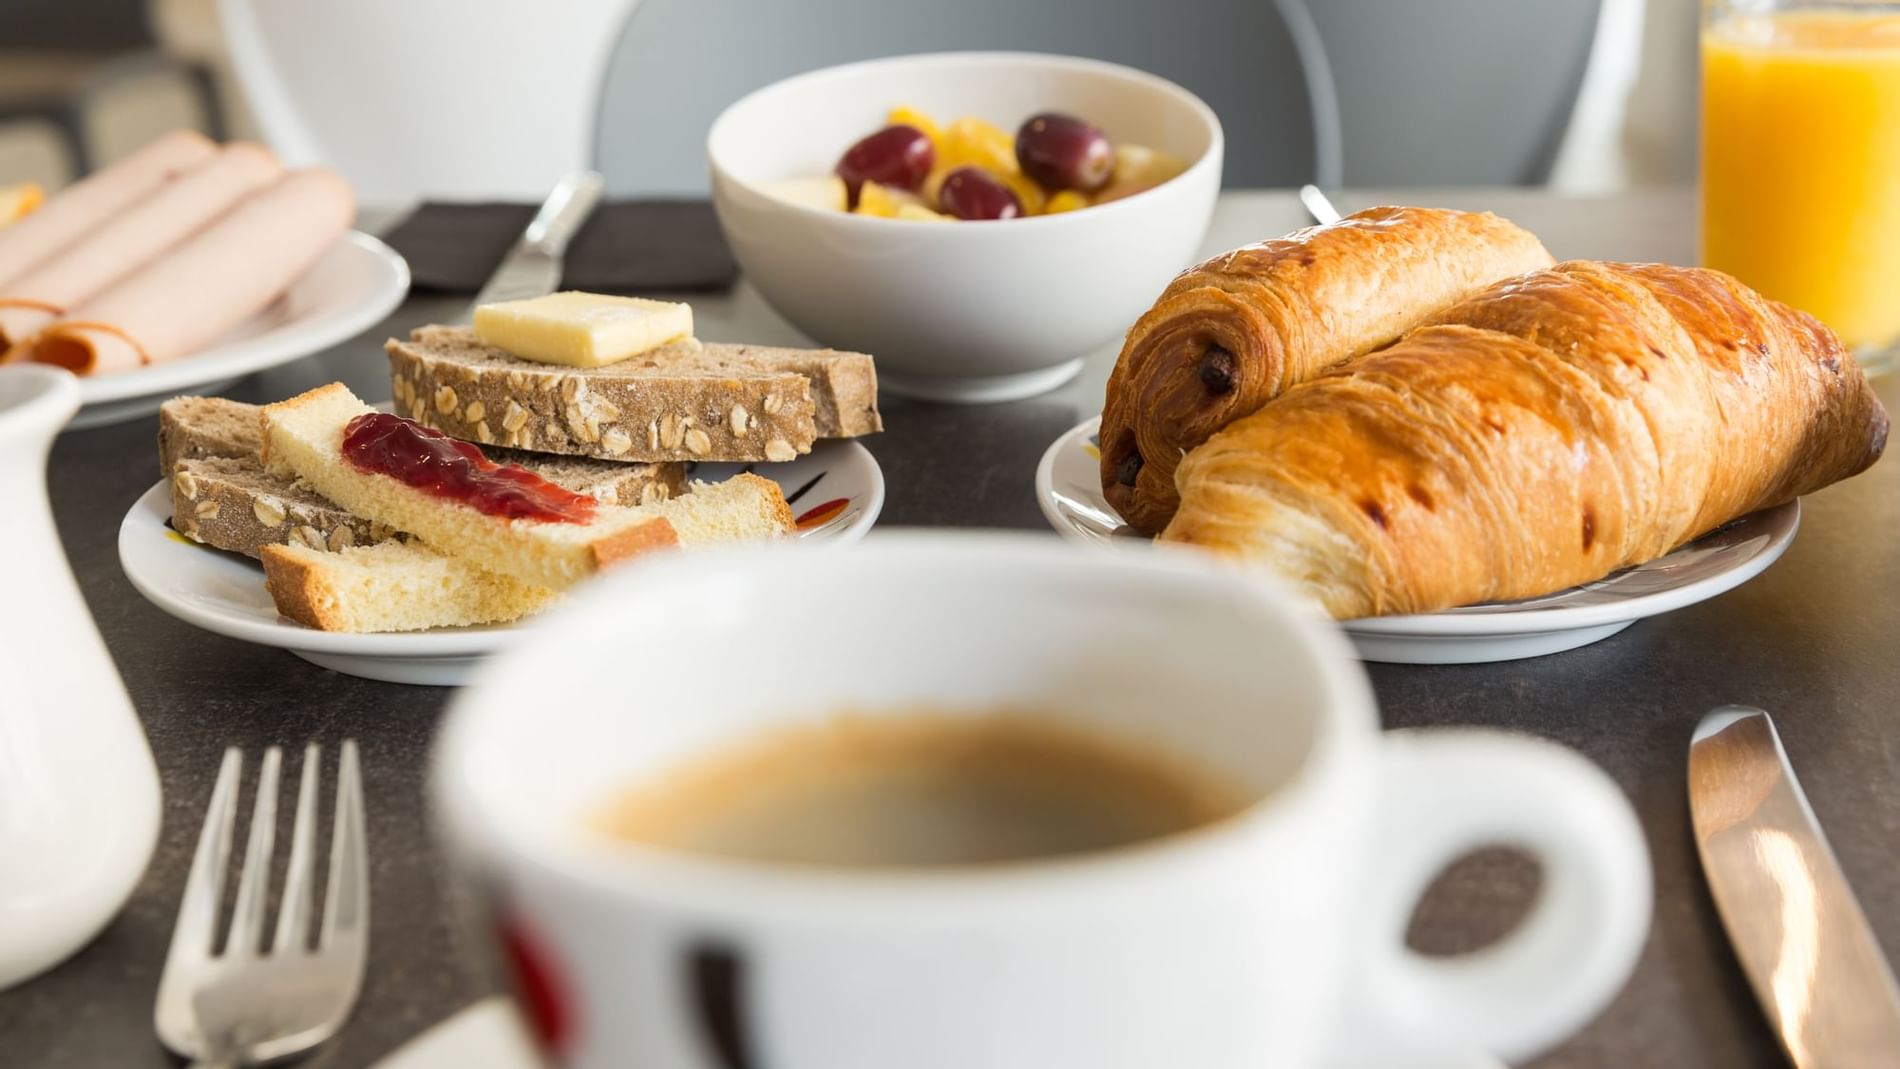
[261,540,556,632]
[261,382,680,590]
[664,473,797,541]
[257,471,796,633]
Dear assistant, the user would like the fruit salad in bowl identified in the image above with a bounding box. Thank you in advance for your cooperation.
[709,51,1222,403]
[767,106,1191,223]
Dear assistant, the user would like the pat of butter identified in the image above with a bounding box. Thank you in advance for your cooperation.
[474,292,693,368]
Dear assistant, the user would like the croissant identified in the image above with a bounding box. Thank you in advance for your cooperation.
[1162,261,1890,618]
[1100,206,1554,535]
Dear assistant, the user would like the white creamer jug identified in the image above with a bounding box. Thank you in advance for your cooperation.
[0,365,160,989]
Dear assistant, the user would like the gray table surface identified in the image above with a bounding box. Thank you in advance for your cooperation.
[2,188,1895,1068]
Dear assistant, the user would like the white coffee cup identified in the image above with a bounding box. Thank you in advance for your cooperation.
[433,533,1651,1069]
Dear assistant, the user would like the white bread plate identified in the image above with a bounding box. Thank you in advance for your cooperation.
[1036,416,1799,665]
[68,232,408,429]
[118,436,883,685]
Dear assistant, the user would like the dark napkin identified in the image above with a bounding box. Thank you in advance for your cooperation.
[382,199,738,294]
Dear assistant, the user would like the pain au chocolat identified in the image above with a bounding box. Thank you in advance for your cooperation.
[1100,206,1554,535]
[1162,261,1889,618]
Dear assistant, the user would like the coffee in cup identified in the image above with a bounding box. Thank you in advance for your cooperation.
[592,708,1250,868]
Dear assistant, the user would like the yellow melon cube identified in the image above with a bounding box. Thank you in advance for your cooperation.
[887,105,942,145]
[853,181,923,218]
[941,116,1020,176]
[1044,190,1090,214]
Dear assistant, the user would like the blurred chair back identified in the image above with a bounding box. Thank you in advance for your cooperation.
[595,0,1333,195]
[1307,0,1604,185]
[216,0,636,204]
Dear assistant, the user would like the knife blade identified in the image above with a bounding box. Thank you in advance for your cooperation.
[1689,705,1900,1068]
[469,170,605,311]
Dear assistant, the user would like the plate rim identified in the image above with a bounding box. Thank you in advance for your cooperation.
[75,231,411,405]
[1037,415,1802,635]
[120,437,885,658]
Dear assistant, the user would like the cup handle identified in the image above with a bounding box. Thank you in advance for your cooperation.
[1333,729,1653,1067]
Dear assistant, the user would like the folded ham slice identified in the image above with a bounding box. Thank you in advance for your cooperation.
[0,143,283,349]
[0,130,215,289]
[8,169,354,375]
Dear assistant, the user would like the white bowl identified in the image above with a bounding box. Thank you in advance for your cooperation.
[708,51,1224,404]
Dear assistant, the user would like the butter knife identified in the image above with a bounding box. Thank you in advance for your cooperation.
[1299,183,1343,225]
[1689,706,1900,1067]
[469,170,605,310]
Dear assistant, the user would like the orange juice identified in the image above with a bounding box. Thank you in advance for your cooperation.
[1702,9,1900,359]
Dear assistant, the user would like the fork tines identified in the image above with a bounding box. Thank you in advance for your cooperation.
[155,741,368,1062]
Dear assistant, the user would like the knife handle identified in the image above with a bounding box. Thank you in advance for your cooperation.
[1328,730,1653,1066]
[523,170,604,257]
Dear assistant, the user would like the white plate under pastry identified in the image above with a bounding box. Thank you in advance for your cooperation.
[119,437,883,685]
[1037,416,1799,664]
[66,231,410,429]
[365,997,1508,1069]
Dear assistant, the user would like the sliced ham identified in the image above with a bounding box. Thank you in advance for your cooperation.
[0,143,283,349]
[0,130,215,289]
[9,169,354,375]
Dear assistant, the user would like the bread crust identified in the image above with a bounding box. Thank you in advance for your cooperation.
[259,543,343,630]
[588,515,685,570]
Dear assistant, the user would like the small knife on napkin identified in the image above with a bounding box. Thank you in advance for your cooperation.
[469,170,605,310]
[1689,705,1900,1068]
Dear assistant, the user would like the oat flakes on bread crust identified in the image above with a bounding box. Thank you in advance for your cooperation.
[385,324,880,464]
[159,395,261,476]
[169,455,395,559]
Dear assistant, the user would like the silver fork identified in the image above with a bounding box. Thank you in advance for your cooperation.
[155,743,369,1068]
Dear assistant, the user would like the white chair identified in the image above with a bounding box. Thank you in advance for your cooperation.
[216,0,636,205]
[594,0,1341,195]
[1304,0,1609,186]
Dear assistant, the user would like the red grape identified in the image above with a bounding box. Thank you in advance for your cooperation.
[937,167,1023,221]
[1015,112,1113,193]
[835,125,934,207]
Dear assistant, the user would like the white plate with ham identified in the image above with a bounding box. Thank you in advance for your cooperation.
[67,231,408,428]
[0,133,407,426]
[1037,416,1801,664]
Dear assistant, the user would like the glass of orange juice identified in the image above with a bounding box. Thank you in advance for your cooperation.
[1702,0,1900,375]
